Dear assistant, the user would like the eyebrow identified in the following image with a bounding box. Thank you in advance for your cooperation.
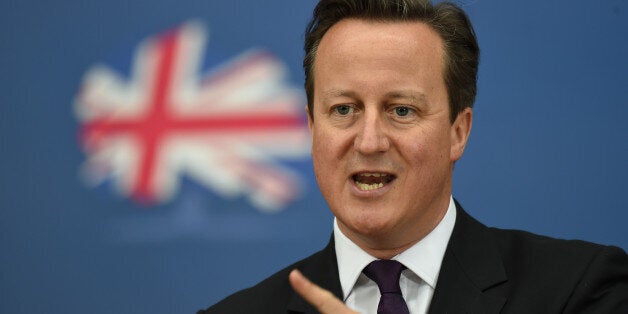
[384,91,428,105]
[320,89,358,102]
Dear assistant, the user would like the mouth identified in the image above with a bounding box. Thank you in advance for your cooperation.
[351,172,396,191]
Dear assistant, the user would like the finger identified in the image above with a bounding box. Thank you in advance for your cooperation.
[289,269,358,314]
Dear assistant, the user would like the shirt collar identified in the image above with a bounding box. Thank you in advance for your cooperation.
[334,196,457,299]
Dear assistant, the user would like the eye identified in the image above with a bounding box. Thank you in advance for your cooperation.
[394,106,411,117]
[333,104,354,115]
[387,105,417,122]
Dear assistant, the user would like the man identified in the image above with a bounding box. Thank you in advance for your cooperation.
[200,0,628,313]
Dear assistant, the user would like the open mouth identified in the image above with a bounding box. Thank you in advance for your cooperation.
[352,172,395,191]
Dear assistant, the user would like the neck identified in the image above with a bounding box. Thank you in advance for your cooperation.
[337,197,450,260]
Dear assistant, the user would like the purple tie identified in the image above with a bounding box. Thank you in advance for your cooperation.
[363,260,410,314]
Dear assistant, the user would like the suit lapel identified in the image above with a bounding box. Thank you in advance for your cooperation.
[429,201,509,314]
[287,236,344,314]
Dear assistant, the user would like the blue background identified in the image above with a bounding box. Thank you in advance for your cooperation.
[1,1,626,313]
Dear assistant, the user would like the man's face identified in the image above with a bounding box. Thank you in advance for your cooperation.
[309,19,471,252]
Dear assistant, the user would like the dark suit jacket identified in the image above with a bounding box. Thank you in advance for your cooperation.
[199,204,628,313]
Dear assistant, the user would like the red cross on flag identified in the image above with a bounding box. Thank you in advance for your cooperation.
[75,21,310,212]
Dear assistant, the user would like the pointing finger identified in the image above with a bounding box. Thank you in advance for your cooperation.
[289,269,358,314]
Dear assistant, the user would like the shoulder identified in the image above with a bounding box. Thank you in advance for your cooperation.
[488,227,628,311]
[198,259,300,314]
[488,226,626,274]
[450,204,627,311]
[453,203,627,285]
[490,226,611,263]
[198,264,294,314]
[198,244,333,314]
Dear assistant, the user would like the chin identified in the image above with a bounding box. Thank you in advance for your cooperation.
[340,208,398,238]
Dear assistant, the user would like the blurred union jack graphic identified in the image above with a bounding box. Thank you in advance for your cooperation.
[75,21,310,212]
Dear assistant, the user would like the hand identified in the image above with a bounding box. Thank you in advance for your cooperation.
[289,269,359,314]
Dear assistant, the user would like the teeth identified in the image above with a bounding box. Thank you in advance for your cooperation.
[354,173,391,191]
[356,182,385,191]
[360,173,384,177]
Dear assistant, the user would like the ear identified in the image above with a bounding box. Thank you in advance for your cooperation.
[450,107,472,162]
[305,105,315,156]
[305,105,313,132]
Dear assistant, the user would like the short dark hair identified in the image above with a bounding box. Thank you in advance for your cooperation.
[303,0,480,122]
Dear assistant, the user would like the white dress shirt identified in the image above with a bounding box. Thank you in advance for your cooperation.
[333,196,457,314]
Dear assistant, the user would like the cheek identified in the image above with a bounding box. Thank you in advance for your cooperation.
[417,126,451,156]
[311,129,338,178]
[312,127,346,160]
[398,131,449,172]
[311,131,329,163]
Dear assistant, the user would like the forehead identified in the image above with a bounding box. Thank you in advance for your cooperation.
[316,18,445,65]
[313,18,446,97]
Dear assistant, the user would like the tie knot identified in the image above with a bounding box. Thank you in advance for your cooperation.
[363,260,406,294]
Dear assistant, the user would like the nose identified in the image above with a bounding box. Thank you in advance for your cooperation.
[354,110,390,155]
